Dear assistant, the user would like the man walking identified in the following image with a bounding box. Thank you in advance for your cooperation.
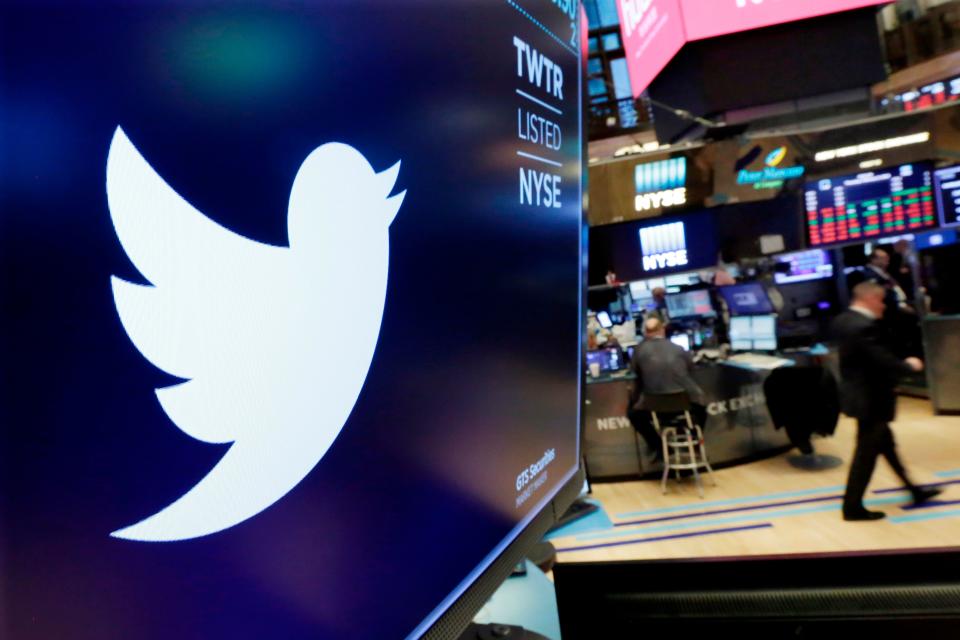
[833,282,940,521]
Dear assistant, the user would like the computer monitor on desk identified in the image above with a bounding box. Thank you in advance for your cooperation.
[669,333,692,351]
[587,348,626,372]
[729,315,778,352]
[718,283,774,316]
[665,289,716,320]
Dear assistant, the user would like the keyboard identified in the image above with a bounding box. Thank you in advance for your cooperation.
[725,353,794,370]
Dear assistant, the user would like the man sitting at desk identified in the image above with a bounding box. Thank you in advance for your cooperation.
[627,317,707,459]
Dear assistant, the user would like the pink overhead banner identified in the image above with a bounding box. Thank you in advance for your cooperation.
[615,0,687,102]
[680,0,893,41]
[617,0,892,96]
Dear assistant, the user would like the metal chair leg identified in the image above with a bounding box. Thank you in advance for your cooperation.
[687,436,703,498]
[660,427,671,494]
[696,424,717,486]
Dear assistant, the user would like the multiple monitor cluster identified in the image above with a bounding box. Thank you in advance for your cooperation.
[592,278,787,378]
[665,284,779,354]
[592,245,844,369]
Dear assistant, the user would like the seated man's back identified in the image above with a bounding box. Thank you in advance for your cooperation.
[630,318,705,410]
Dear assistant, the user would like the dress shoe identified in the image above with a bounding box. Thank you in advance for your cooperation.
[912,486,943,507]
[843,509,886,522]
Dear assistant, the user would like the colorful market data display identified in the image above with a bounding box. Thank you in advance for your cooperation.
[934,164,960,227]
[804,163,936,247]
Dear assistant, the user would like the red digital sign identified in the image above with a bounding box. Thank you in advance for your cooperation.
[681,0,893,42]
[615,0,687,99]
[617,0,892,96]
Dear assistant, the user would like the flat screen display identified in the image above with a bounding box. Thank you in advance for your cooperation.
[0,1,584,638]
[670,333,692,351]
[934,164,960,227]
[629,281,655,305]
[729,316,753,351]
[774,249,834,285]
[665,289,716,319]
[804,163,937,247]
[718,283,775,315]
[587,348,625,372]
[665,272,702,287]
[729,315,777,351]
[751,315,778,351]
[896,76,960,112]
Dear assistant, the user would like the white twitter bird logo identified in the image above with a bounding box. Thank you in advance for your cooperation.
[106,126,404,542]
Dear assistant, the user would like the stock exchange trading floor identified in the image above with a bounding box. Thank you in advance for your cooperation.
[550,398,960,563]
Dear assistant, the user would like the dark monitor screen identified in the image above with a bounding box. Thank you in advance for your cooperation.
[774,249,834,285]
[804,163,937,247]
[718,283,775,316]
[665,289,716,319]
[934,164,960,227]
[0,1,584,638]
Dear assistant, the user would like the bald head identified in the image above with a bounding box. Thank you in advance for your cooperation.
[644,317,666,338]
[852,281,886,317]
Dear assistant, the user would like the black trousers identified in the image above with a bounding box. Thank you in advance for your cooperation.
[628,404,708,455]
[843,418,917,513]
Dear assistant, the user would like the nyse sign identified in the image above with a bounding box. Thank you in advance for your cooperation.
[639,221,688,272]
[635,186,686,211]
[634,156,687,212]
[642,249,688,271]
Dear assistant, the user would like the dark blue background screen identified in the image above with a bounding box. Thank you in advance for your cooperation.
[0,1,583,637]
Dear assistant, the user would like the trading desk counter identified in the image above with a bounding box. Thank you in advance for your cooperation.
[584,357,794,480]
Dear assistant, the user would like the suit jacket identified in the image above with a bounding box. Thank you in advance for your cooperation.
[831,309,912,422]
[629,337,705,410]
[764,366,840,436]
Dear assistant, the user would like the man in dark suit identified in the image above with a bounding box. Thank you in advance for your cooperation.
[627,317,706,460]
[832,281,940,521]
